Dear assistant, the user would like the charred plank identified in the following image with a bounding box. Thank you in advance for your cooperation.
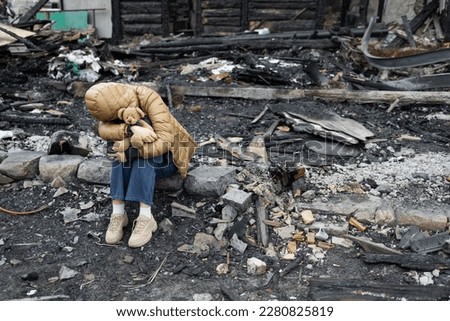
[363,253,450,271]
[309,278,450,301]
[387,0,439,49]
[0,112,71,125]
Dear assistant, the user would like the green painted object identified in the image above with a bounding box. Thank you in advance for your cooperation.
[37,11,88,31]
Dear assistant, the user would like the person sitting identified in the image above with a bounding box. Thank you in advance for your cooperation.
[84,82,197,248]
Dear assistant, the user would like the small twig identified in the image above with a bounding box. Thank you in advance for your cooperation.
[12,242,41,246]
[198,137,216,147]
[251,105,269,124]
[263,119,280,139]
[147,252,170,285]
[13,295,70,301]
[387,98,400,113]
[224,112,254,119]
[122,252,170,290]
[80,280,95,290]
[291,8,307,21]
[279,254,304,278]
[94,242,117,247]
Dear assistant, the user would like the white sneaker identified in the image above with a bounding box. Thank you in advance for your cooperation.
[105,214,128,244]
[128,216,157,248]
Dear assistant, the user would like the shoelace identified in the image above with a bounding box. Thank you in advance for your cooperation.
[132,219,150,234]
[109,216,125,231]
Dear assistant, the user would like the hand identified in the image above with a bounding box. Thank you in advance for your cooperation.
[130,125,158,143]
[112,138,130,152]
[106,150,127,163]
[114,152,128,163]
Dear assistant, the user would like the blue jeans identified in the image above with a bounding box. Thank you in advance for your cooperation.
[110,153,178,205]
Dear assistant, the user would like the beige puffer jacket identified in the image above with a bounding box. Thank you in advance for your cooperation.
[84,82,197,178]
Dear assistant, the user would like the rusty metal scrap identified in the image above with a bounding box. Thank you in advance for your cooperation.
[362,16,450,69]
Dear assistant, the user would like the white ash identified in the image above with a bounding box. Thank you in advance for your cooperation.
[23,135,51,152]
[308,152,450,194]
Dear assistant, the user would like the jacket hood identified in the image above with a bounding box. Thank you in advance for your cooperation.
[84,82,140,122]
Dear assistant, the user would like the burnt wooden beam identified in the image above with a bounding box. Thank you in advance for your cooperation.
[441,0,450,42]
[248,9,316,21]
[309,278,450,301]
[279,254,303,277]
[376,0,385,22]
[359,0,369,26]
[120,1,161,13]
[161,0,169,37]
[316,0,325,29]
[16,0,49,24]
[193,0,202,37]
[0,26,42,51]
[387,0,439,49]
[202,17,241,26]
[203,8,241,17]
[305,61,329,87]
[202,0,241,9]
[143,82,450,105]
[340,0,351,26]
[401,15,416,48]
[121,14,162,23]
[111,0,122,44]
[241,0,249,32]
[137,27,387,51]
[139,38,337,54]
[122,24,163,36]
[249,1,316,9]
[0,112,71,125]
[202,25,243,35]
[363,253,450,271]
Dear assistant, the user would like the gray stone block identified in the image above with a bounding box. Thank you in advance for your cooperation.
[39,154,84,183]
[395,204,448,231]
[0,150,7,162]
[0,151,45,180]
[77,158,112,185]
[221,188,252,212]
[184,165,236,197]
[0,173,14,184]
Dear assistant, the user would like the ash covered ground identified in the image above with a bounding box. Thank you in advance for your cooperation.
[0,44,450,301]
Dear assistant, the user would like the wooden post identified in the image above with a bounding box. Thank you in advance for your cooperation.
[16,0,49,24]
[376,0,385,22]
[161,0,169,36]
[316,0,325,29]
[111,0,122,45]
[241,0,249,32]
[193,0,202,37]
[441,0,450,42]
[340,0,351,26]
[401,15,416,48]
[359,0,368,26]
